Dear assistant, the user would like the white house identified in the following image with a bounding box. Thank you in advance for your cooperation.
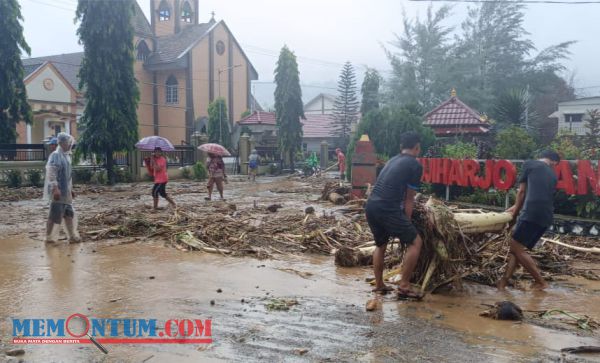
[550,96,600,135]
[304,93,336,115]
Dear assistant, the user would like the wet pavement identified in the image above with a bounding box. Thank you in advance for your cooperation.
[1,179,599,362]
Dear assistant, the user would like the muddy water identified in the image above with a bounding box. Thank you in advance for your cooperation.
[1,236,598,362]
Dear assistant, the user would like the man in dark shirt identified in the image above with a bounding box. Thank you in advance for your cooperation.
[366,132,424,299]
[497,150,560,290]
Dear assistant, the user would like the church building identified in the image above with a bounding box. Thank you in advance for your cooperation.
[17,0,258,146]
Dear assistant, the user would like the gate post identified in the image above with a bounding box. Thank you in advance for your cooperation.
[239,133,250,175]
[351,134,377,199]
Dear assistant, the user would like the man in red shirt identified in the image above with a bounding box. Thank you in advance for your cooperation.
[149,147,176,209]
[336,148,346,181]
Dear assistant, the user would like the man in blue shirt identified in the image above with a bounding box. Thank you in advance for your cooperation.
[366,132,424,299]
[497,150,560,290]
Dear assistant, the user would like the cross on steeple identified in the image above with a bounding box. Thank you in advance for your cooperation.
[210,11,215,20]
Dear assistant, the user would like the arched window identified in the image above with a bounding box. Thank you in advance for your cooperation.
[181,1,192,23]
[158,0,170,21]
[166,75,178,104]
[136,40,150,61]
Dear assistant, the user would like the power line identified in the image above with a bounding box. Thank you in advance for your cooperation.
[27,0,74,12]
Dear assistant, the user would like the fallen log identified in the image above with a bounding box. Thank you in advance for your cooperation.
[329,192,346,205]
[541,237,600,254]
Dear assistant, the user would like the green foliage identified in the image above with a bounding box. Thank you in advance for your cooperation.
[442,141,478,159]
[583,109,600,159]
[240,110,251,119]
[346,106,436,178]
[274,46,304,171]
[6,170,22,188]
[0,0,32,143]
[333,62,360,147]
[180,166,192,179]
[113,166,132,183]
[550,131,581,160]
[493,88,536,127]
[456,189,516,207]
[72,168,94,184]
[26,169,43,187]
[494,126,537,159]
[192,162,207,181]
[386,1,574,126]
[207,98,232,149]
[76,0,139,185]
[92,170,108,185]
[361,68,381,115]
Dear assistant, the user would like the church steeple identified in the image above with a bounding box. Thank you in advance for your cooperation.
[151,0,199,37]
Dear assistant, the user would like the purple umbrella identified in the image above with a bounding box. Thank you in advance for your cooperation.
[135,136,175,151]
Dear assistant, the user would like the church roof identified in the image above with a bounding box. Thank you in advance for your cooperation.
[239,111,277,125]
[132,1,153,38]
[22,52,84,90]
[146,22,215,65]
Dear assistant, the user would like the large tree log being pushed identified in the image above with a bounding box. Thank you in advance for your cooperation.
[334,246,373,267]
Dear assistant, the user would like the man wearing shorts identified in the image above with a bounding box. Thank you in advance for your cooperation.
[335,148,346,181]
[366,131,424,299]
[150,147,176,209]
[497,150,560,290]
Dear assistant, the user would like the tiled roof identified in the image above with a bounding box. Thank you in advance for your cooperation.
[239,111,276,125]
[22,52,84,90]
[238,112,338,139]
[146,22,214,65]
[424,96,486,126]
[301,114,336,139]
[132,1,153,37]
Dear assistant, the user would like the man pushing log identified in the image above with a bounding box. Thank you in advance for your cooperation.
[365,131,424,299]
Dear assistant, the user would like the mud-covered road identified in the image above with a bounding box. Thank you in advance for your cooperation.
[1,178,598,362]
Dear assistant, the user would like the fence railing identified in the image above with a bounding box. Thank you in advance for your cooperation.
[0,144,46,162]
[139,146,196,167]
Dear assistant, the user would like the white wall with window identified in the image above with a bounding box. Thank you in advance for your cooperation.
[550,96,600,135]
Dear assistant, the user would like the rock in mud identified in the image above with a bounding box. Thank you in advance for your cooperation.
[305,206,315,215]
[365,299,381,312]
[334,246,372,267]
[266,204,283,213]
[4,349,25,357]
[480,301,523,321]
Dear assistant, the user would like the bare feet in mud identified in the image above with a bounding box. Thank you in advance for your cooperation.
[531,282,549,290]
[496,279,508,290]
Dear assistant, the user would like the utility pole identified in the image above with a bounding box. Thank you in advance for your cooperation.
[218,64,242,145]
[525,84,530,131]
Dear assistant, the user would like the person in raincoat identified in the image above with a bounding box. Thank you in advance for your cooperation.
[44,132,80,243]
[306,152,319,176]
[206,153,227,200]
[248,149,260,182]
[335,148,346,181]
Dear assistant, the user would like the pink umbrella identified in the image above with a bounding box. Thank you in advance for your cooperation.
[135,136,175,151]
[198,143,231,156]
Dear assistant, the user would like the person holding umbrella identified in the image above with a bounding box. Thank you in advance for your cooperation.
[206,153,227,200]
[148,147,176,209]
[197,143,231,201]
[135,136,177,210]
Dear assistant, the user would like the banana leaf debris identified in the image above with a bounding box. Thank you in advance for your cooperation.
[78,181,599,292]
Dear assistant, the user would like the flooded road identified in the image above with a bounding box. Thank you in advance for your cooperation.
[1,179,599,362]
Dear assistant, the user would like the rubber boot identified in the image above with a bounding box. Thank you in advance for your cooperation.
[64,218,81,243]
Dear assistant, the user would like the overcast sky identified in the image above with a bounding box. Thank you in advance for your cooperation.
[20,0,600,107]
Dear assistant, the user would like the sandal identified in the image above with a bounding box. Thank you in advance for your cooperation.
[204,197,211,201]
[372,285,395,294]
[396,288,424,301]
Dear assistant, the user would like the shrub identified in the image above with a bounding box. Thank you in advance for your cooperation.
[113,166,132,183]
[72,168,94,184]
[180,166,192,179]
[494,126,537,159]
[442,141,478,159]
[6,170,23,188]
[192,162,208,180]
[92,170,108,185]
[26,169,43,187]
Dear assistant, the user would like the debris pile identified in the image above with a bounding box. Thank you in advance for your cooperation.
[79,204,373,258]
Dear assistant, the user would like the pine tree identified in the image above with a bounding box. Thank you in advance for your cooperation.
[76,0,139,185]
[207,97,231,149]
[0,0,32,144]
[360,68,381,115]
[584,109,600,158]
[274,46,304,171]
[332,62,360,148]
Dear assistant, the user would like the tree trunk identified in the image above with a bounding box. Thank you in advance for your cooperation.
[106,149,115,185]
[289,150,295,172]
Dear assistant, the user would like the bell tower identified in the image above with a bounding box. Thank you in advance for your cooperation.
[150,0,199,37]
